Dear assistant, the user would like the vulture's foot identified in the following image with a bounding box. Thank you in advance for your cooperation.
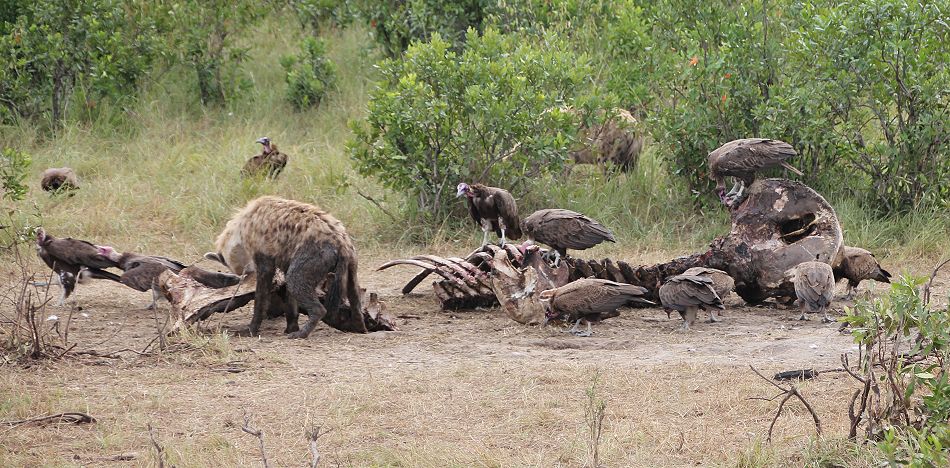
[571,328,593,337]
[678,322,691,332]
[797,313,809,321]
[821,314,836,324]
[707,310,722,323]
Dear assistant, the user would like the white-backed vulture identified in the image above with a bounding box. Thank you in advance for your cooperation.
[659,274,724,331]
[34,228,121,305]
[242,137,288,179]
[707,138,801,206]
[40,167,80,193]
[786,261,835,322]
[832,246,892,299]
[521,208,615,265]
[682,267,735,301]
[456,183,522,246]
[539,278,652,336]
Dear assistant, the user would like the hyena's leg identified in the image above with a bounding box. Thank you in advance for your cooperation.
[250,254,276,336]
[285,244,337,339]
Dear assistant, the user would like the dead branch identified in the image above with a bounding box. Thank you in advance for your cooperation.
[355,188,400,223]
[146,423,167,468]
[242,410,271,468]
[0,412,96,427]
[306,425,331,468]
[922,257,950,306]
[749,365,822,442]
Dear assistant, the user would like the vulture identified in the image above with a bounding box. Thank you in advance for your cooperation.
[180,265,242,289]
[682,267,735,301]
[242,137,288,179]
[456,182,522,246]
[34,228,121,305]
[521,209,615,265]
[785,261,836,322]
[539,278,653,336]
[98,247,188,309]
[832,246,892,300]
[707,138,801,206]
[659,274,724,331]
[40,167,80,193]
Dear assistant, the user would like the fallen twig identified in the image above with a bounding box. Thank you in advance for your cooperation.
[242,410,271,468]
[306,425,331,468]
[749,365,822,442]
[0,412,96,427]
[147,423,167,468]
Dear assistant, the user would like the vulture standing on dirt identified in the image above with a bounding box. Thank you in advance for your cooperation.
[242,137,288,179]
[40,167,80,193]
[521,208,615,265]
[786,261,835,322]
[456,182,522,246]
[539,278,653,336]
[659,274,725,331]
[832,246,892,300]
[98,247,188,309]
[707,138,801,206]
[34,228,121,305]
[682,267,735,301]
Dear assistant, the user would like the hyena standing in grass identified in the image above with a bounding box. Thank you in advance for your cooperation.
[206,196,367,338]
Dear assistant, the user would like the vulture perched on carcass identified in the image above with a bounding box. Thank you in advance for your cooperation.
[785,261,835,322]
[34,228,121,305]
[456,182,522,246]
[242,137,288,179]
[539,278,653,336]
[832,246,892,300]
[40,167,80,193]
[521,208,615,265]
[682,267,735,302]
[707,138,801,206]
[658,274,724,331]
[98,247,188,309]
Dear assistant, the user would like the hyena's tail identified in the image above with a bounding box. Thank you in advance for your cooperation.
[344,258,368,333]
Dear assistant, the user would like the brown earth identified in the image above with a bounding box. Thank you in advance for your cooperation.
[0,248,944,467]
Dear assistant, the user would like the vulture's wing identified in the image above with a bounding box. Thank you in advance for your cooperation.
[466,197,481,227]
[554,278,652,318]
[45,238,119,270]
[487,188,521,240]
[181,266,242,289]
[120,262,169,292]
[795,264,834,309]
[709,138,798,176]
[659,275,724,311]
[535,209,614,250]
[146,255,187,272]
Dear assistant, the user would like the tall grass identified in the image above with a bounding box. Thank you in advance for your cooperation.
[0,20,946,265]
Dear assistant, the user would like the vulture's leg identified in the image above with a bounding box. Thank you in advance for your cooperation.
[821,306,835,324]
[679,307,697,331]
[725,179,741,198]
[844,282,856,301]
[479,219,493,247]
[499,219,507,246]
[797,309,808,321]
[571,320,593,337]
[729,181,748,207]
[550,250,563,268]
[565,319,583,335]
[58,272,76,306]
[708,309,722,323]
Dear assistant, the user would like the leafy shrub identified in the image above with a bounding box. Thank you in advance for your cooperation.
[281,37,337,110]
[348,28,593,219]
[357,0,493,57]
[291,0,355,34]
[0,148,30,202]
[844,276,950,465]
[0,0,161,126]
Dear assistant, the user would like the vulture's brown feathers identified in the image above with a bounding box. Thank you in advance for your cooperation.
[707,138,800,205]
[34,228,121,305]
[539,278,652,336]
[456,183,522,245]
[99,248,188,308]
[242,137,288,179]
[521,209,615,259]
[832,246,892,299]
[40,167,79,193]
[682,267,735,301]
[786,261,835,322]
[180,265,242,289]
[658,274,724,331]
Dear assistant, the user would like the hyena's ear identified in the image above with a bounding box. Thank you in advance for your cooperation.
[204,252,227,266]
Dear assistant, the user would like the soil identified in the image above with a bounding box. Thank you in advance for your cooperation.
[0,248,945,467]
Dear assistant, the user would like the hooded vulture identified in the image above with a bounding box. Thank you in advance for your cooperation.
[539,278,653,336]
[521,209,615,265]
[98,247,188,309]
[40,167,80,193]
[34,228,121,305]
[785,261,835,322]
[832,246,892,300]
[707,138,801,206]
[659,274,724,331]
[456,183,522,246]
[242,137,288,179]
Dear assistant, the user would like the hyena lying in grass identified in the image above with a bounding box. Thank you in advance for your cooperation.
[205,196,367,338]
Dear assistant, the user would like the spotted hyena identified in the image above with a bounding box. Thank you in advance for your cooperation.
[205,196,366,338]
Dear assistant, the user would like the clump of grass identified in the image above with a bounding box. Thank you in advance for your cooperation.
[584,370,607,468]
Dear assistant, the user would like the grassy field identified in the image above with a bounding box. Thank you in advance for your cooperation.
[1,19,948,467]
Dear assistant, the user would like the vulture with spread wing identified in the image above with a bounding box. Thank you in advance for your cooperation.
[832,246,892,300]
[786,261,835,322]
[539,278,652,336]
[521,208,615,265]
[708,138,800,206]
[34,228,121,305]
[659,274,724,331]
[456,183,522,246]
[40,167,80,193]
[242,137,288,179]
[98,247,188,308]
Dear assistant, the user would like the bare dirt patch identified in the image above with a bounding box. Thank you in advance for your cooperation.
[0,248,942,467]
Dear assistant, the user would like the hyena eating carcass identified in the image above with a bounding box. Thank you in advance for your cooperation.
[206,196,367,338]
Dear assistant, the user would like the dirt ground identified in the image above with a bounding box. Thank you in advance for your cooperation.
[1,248,945,467]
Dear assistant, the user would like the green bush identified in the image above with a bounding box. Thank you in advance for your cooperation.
[348,28,594,219]
[291,0,355,34]
[357,0,493,57]
[282,37,337,110]
[844,276,950,466]
[0,148,30,203]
